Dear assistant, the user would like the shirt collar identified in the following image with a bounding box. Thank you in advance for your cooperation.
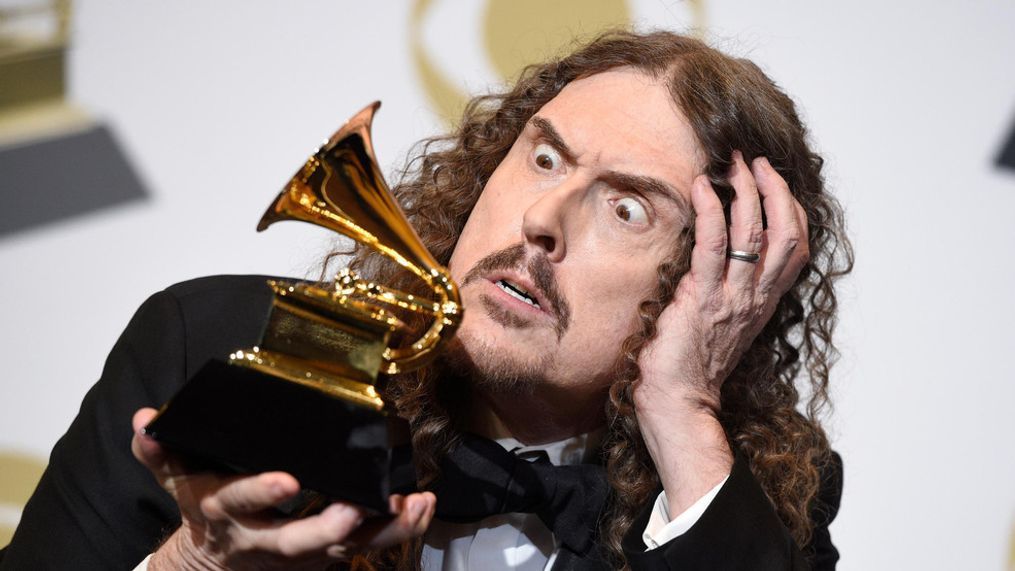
[494,427,606,466]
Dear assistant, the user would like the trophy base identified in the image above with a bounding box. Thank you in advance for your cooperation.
[145,359,415,514]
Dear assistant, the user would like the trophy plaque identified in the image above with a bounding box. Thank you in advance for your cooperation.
[144,102,462,514]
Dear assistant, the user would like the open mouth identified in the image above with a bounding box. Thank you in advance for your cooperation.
[495,279,541,309]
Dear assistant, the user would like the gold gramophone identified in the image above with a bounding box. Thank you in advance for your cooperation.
[145,102,462,513]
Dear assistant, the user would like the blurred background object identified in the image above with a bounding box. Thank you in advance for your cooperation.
[1,0,78,142]
[0,0,146,237]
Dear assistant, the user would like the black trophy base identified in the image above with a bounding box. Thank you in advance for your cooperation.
[145,359,415,514]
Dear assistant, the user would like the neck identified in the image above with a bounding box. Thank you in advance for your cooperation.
[469,383,608,445]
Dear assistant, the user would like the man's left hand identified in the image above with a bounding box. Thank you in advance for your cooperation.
[633,151,809,515]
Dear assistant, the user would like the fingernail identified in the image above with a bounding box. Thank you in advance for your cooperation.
[331,503,364,526]
[326,544,350,559]
[389,494,405,515]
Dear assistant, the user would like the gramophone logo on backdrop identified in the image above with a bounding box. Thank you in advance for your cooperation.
[409,0,705,124]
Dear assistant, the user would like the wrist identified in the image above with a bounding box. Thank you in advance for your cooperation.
[150,526,225,571]
[635,389,732,518]
[633,375,720,423]
[636,400,730,466]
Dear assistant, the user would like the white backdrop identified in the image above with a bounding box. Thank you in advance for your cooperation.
[1,1,1013,568]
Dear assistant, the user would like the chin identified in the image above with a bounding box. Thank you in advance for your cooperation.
[444,326,551,396]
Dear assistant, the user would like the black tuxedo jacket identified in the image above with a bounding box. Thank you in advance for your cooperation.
[0,275,841,570]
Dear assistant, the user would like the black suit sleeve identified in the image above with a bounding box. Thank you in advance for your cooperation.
[0,290,187,570]
[1,275,275,570]
[621,452,842,571]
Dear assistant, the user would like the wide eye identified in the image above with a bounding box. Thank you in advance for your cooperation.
[533,143,560,171]
[613,197,649,225]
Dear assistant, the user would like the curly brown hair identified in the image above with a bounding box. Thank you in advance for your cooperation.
[335,29,853,569]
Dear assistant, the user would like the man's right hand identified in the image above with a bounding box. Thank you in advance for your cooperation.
[131,408,436,570]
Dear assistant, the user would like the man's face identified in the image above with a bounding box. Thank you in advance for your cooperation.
[447,68,703,394]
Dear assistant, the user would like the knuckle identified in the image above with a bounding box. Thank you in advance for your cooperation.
[704,236,727,256]
[745,222,764,248]
[733,296,755,319]
[276,537,305,558]
[232,531,257,551]
[797,244,811,264]
[782,234,810,266]
[706,298,732,320]
[199,495,226,521]
[756,276,777,295]
[782,234,801,255]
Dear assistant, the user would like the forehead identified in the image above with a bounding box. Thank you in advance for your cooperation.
[532,68,704,204]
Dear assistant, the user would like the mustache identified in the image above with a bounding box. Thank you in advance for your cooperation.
[462,243,572,337]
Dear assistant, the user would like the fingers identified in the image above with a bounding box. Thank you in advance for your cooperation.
[131,408,178,484]
[777,200,810,289]
[250,492,433,559]
[272,502,365,557]
[689,174,728,290]
[751,156,806,293]
[203,472,300,519]
[352,492,436,549]
[226,492,433,560]
[726,151,764,287]
[132,407,159,431]
[132,404,434,564]
[130,408,160,467]
[687,151,807,312]
[388,493,406,517]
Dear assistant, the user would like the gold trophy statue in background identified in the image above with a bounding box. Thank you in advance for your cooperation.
[145,102,462,513]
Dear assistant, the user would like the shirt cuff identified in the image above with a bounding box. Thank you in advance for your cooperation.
[642,474,730,550]
[132,553,153,571]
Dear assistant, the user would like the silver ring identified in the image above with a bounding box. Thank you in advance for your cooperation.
[727,249,761,263]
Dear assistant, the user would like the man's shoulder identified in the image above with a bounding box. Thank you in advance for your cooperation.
[159,273,305,316]
[163,273,285,301]
[152,274,300,373]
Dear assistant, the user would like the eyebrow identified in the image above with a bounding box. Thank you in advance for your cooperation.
[601,171,688,211]
[528,115,689,211]
[530,116,578,165]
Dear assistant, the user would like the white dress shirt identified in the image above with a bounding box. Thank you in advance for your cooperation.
[421,432,728,570]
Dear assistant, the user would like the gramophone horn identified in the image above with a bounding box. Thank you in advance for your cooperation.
[258,102,462,374]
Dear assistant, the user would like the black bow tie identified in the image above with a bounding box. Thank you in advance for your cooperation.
[431,432,610,555]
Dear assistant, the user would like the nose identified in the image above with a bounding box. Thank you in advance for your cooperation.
[521,183,578,263]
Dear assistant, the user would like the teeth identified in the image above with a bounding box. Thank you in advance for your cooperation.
[496,280,540,308]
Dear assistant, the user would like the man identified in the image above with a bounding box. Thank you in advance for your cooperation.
[1,31,851,569]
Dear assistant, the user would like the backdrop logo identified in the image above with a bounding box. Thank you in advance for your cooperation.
[0,452,46,547]
[1010,517,1015,571]
[414,0,711,124]
[410,0,706,123]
